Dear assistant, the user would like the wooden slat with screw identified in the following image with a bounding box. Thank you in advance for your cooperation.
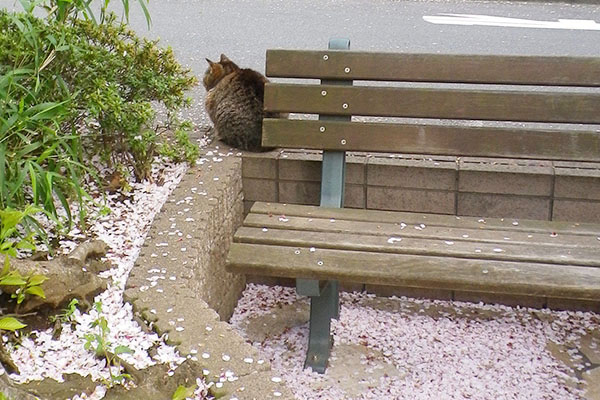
[266,50,600,86]
[234,226,600,267]
[262,119,600,161]
[264,84,600,124]
[226,242,600,301]
[249,202,600,236]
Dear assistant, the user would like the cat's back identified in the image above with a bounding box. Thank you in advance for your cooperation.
[206,68,266,122]
[203,54,277,151]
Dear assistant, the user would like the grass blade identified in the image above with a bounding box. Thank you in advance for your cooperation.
[136,0,151,28]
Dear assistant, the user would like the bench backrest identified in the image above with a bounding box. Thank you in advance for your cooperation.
[262,44,600,162]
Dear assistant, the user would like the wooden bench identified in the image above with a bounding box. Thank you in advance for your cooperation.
[226,38,600,373]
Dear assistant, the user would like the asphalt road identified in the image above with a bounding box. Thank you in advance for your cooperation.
[125,0,600,126]
[2,0,599,126]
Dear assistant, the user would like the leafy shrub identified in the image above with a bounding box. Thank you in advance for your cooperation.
[0,10,198,228]
[0,205,47,331]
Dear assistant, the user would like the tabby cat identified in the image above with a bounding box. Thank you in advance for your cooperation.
[203,54,280,152]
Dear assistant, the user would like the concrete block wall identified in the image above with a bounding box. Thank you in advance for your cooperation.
[242,149,600,223]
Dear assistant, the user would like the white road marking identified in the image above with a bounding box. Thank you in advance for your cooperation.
[423,14,600,31]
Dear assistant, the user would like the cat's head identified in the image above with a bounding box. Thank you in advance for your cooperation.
[203,54,240,90]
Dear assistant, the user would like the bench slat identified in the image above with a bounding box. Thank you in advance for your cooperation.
[249,202,600,236]
[235,226,600,267]
[266,50,600,86]
[241,214,600,250]
[265,84,600,124]
[262,119,600,161]
[226,242,600,301]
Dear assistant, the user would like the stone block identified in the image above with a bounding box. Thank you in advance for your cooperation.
[242,152,278,179]
[554,160,600,169]
[463,157,553,168]
[553,200,600,223]
[546,297,600,312]
[555,167,600,200]
[457,193,550,220]
[459,159,553,196]
[207,196,246,321]
[344,184,366,209]
[279,181,320,205]
[346,154,367,184]
[367,187,455,214]
[188,319,271,379]
[243,200,254,215]
[213,370,294,400]
[453,291,546,309]
[365,284,453,301]
[367,157,456,190]
[243,178,277,202]
[279,152,321,181]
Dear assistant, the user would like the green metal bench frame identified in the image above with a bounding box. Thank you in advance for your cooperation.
[295,37,349,374]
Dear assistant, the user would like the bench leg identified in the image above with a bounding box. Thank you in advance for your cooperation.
[297,279,339,373]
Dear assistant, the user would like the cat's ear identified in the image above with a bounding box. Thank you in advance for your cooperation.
[220,54,231,63]
[206,58,215,66]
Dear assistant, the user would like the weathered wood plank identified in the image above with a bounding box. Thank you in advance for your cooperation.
[241,214,600,249]
[234,226,600,267]
[249,202,600,236]
[264,84,600,124]
[262,119,600,161]
[226,243,600,300]
[266,50,600,86]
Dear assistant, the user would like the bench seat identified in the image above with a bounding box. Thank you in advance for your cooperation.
[228,202,600,302]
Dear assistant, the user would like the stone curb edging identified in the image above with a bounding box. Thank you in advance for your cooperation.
[124,147,294,400]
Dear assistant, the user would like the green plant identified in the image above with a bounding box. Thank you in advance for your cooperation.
[159,120,200,165]
[172,384,197,400]
[18,0,151,28]
[0,317,26,332]
[0,205,47,331]
[0,267,47,308]
[0,206,39,260]
[0,10,198,230]
[84,301,133,386]
[0,13,93,230]
[49,298,79,324]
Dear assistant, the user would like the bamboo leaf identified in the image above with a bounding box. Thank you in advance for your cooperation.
[54,185,72,227]
[27,161,38,204]
[16,142,43,159]
[0,145,6,205]
[36,142,58,165]
[137,0,151,28]
[26,101,67,121]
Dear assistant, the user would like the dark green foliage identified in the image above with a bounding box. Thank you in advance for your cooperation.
[0,10,198,228]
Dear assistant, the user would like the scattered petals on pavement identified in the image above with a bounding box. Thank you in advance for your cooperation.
[232,283,595,400]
